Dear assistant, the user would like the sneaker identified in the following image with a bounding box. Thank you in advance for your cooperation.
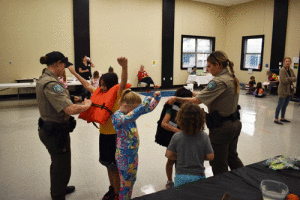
[102,186,115,200]
[66,186,75,194]
[154,85,160,89]
[274,120,283,125]
[166,181,174,188]
[280,119,291,122]
[146,90,150,93]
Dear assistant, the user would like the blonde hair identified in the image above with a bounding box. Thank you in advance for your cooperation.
[207,51,240,94]
[120,89,142,105]
[176,102,205,136]
[283,57,291,63]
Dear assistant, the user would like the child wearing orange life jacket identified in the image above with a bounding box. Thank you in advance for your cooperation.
[254,82,266,98]
[67,57,129,200]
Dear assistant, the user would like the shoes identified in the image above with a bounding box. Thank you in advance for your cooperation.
[274,120,283,125]
[280,119,291,122]
[154,85,160,89]
[166,181,174,189]
[102,186,115,200]
[66,186,75,195]
[146,90,150,93]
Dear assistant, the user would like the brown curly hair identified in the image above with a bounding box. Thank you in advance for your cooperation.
[176,102,205,135]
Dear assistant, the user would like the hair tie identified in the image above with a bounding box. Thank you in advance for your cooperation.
[232,74,235,78]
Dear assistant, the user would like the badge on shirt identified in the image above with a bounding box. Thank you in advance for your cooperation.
[53,84,64,94]
[206,81,217,91]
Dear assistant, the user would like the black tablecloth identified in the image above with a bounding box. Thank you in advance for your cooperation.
[133,161,300,200]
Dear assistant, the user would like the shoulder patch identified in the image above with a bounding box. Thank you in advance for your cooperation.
[206,81,217,91]
[53,84,64,94]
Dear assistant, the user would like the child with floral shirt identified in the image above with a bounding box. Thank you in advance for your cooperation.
[112,89,161,200]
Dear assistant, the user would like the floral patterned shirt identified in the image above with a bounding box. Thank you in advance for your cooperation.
[112,96,161,154]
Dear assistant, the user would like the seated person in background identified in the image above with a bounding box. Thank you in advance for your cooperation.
[266,70,279,95]
[137,65,160,93]
[91,71,100,88]
[253,82,266,98]
[108,66,114,73]
[190,66,197,75]
[155,87,193,188]
[166,102,214,187]
[59,71,68,89]
[248,76,256,94]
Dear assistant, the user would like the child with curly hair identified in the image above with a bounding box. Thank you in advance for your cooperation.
[155,87,193,188]
[166,102,214,187]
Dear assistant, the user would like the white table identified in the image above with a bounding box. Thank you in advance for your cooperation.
[0,81,83,99]
[187,75,214,86]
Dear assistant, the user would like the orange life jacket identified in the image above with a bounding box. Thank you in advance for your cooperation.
[79,83,131,125]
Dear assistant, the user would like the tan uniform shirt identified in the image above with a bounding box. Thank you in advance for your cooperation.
[196,68,239,117]
[36,69,73,123]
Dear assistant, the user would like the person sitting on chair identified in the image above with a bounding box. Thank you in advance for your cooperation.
[137,65,160,93]
[190,66,197,75]
[266,70,279,95]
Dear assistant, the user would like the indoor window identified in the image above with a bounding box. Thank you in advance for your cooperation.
[241,35,264,71]
[181,35,215,70]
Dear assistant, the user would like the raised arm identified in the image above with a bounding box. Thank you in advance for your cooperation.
[143,92,161,113]
[112,96,153,125]
[68,65,96,93]
[165,96,201,105]
[113,104,147,125]
[89,60,95,68]
[117,57,128,95]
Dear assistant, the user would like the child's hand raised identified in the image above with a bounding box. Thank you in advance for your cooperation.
[154,91,161,99]
[117,57,128,68]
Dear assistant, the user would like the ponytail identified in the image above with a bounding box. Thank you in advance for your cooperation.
[227,59,240,94]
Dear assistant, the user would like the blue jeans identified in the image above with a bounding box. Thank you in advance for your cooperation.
[275,96,292,119]
[174,174,206,187]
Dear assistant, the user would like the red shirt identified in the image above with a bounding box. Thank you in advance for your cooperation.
[137,71,148,82]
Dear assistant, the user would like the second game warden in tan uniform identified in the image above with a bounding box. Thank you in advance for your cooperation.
[36,51,92,200]
[167,51,244,175]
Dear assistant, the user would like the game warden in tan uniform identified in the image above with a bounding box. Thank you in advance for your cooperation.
[167,51,244,175]
[37,51,92,200]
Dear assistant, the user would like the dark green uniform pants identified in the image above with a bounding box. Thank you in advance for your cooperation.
[209,120,244,175]
[39,129,71,200]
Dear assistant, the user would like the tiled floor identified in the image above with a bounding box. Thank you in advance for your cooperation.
[0,89,300,200]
